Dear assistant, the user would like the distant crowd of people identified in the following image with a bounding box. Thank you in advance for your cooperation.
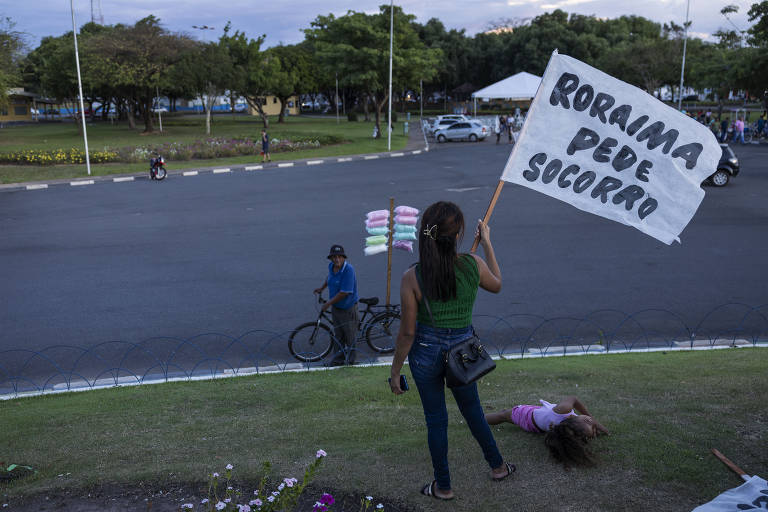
[682,108,768,144]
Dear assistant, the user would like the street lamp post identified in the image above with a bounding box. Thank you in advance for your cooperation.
[677,0,691,111]
[70,0,91,176]
[387,0,393,151]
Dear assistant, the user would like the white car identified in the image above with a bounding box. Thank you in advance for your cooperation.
[430,114,470,134]
[435,120,488,142]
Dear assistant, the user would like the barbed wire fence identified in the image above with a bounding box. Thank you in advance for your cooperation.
[2,303,766,399]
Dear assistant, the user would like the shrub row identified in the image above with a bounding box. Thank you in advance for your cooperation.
[0,135,346,166]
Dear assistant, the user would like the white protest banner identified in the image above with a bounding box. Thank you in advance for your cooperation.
[501,51,721,245]
[692,475,768,512]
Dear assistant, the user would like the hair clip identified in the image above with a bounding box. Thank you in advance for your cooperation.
[423,224,437,240]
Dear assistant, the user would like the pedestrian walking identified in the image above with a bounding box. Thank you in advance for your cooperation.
[261,129,271,162]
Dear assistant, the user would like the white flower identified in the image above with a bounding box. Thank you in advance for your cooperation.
[267,496,275,503]
[377,504,384,509]
[201,498,209,504]
[227,486,233,490]
[226,464,234,470]
[215,502,226,511]
[278,483,285,491]
[271,491,280,497]
[212,472,219,478]
[366,496,373,501]
[224,498,231,503]
[238,505,251,512]
[316,449,327,458]
[181,505,193,510]
[249,499,261,506]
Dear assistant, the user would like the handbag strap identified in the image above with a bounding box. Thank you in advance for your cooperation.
[413,264,436,327]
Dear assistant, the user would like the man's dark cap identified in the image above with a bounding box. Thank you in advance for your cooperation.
[327,244,346,259]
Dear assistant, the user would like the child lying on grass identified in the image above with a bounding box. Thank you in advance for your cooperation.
[485,396,609,468]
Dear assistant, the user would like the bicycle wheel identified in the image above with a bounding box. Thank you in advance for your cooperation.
[289,321,333,362]
[365,311,401,353]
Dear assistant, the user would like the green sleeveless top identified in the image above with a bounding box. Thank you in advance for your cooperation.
[416,254,480,328]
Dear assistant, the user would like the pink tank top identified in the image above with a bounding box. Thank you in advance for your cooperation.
[532,399,575,431]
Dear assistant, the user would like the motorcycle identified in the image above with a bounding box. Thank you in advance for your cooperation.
[149,155,167,181]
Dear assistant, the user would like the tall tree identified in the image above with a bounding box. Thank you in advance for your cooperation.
[86,16,192,132]
[0,16,25,106]
[306,5,440,138]
[267,44,315,123]
[173,41,233,134]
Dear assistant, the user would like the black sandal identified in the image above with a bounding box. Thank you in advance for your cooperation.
[421,480,454,500]
[492,462,516,481]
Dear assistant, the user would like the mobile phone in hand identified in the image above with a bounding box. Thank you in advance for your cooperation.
[388,375,409,391]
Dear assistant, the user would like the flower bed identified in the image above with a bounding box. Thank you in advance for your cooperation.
[0,135,345,166]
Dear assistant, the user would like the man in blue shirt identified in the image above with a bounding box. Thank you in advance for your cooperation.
[314,244,359,365]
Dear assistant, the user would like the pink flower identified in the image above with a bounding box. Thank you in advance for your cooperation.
[320,493,335,506]
[251,498,262,506]
[316,449,327,458]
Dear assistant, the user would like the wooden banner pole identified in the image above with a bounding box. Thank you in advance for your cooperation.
[386,197,395,305]
[711,448,748,479]
[470,180,505,253]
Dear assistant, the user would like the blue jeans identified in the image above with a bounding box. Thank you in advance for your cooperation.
[408,323,503,490]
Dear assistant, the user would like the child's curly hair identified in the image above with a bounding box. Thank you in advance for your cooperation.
[543,417,597,468]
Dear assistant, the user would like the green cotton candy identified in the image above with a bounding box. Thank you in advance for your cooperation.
[366,226,389,236]
[393,231,417,241]
[366,235,388,246]
[394,224,416,233]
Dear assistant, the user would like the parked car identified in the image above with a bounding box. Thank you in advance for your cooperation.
[707,143,739,187]
[434,120,488,142]
[430,118,459,134]
[429,114,470,134]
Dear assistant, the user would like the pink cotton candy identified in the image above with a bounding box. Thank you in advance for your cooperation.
[366,210,390,221]
[365,218,389,228]
[393,240,413,253]
[393,215,418,225]
[394,205,419,216]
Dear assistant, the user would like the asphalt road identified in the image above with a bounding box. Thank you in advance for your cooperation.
[1,139,767,387]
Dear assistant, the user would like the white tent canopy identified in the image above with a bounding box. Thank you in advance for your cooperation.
[471,71,542,101]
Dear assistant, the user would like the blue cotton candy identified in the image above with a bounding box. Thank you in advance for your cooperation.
[366,226,389,236]
[394,224,416,233]
[393,231,416,241]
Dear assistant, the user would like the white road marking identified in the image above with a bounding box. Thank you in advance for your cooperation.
[412,150,422,155]
[183,171,198,176]
[364,155,379,160]
[26,184,48,190]
[113,177,134,182]
[446,187,482,193]
[245,165,263,171]
[337,157,352,162]
[307,160,324,165]
[278,162,294,168]
[213,168,231,174]
[391,152,404,157]
[70,180,94,186]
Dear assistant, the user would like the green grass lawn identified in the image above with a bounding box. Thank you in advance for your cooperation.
[0,114,412,184]
[1,348,766,511]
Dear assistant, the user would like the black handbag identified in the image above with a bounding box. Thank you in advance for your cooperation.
[415,268,496,388]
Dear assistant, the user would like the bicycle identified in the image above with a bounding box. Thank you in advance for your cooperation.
[288,294,401,363]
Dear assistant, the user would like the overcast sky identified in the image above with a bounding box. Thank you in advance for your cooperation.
[6,0,757,49]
